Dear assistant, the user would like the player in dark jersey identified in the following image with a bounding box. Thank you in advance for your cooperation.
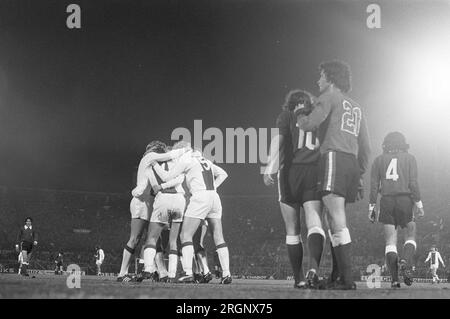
[297,61,371,290]
[369,132,424,288]
[264,89,325,289]
[15,217,38,276]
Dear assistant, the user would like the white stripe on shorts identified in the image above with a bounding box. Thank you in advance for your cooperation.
[325,152,334,191]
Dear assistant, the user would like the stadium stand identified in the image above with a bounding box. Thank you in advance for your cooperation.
[0,186,449,278]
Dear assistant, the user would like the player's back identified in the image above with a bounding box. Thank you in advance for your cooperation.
[184,152,216,193]
[317,90,363,157]
[152,160,185,194]
[373,151,416,196]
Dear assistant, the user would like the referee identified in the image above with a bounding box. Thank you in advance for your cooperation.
[15,217,38,276]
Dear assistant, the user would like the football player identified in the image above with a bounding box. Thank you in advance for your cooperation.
[297,60,371,290]
[151,143,231,284]
[117,141,189,282]
[95,245,105,275]
[369,132,424,288]
[133,142,188,283]
[425,246,445,284]
[15,217,38,276]
[263,89,326,289]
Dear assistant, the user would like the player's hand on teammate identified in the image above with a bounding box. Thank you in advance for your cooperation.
[33,241,38,246]
[263,173,276,186]
[152,184,162,194]
[368,203,377,223]
[15,244,19,253]
[414,207,425,219]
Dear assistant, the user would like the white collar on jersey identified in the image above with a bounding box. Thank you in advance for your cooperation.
[24,225,32,230]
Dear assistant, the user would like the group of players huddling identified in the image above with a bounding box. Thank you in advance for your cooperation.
[263,60,425,290]
[117,140,231,284]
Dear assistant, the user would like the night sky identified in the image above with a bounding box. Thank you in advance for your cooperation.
[1,0,449,201]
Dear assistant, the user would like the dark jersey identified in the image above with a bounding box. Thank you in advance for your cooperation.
[276,110,320,165]
[16,226,37,244]
[298,89,371,174]
[369,151,421,204]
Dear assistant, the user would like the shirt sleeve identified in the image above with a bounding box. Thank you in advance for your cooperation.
[33,230,38,242]
[16,229,22,245]
[369,157,381,204]
[357,114,371,175]
[408,155,421,202]
[438,253,445,266]
[153,158,189,182]
[161,174,185,189]
[275,111,290,137]
[425,252,431,262]
[298,93,333,131]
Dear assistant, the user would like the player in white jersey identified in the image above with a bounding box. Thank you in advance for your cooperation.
[425,246,445,284]
[132,148,188,283]
[117,141,189,282]
[151,142,231,284]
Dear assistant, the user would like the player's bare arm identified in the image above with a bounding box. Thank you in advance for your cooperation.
[212,164,228,189]
[263,134,284,186]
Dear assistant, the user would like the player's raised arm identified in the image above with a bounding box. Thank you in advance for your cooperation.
[296,93,332,131]
[153,155,190,182]
[212,163,228,189]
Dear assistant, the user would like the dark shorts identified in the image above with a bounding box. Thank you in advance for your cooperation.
[318,151,360,203]
[379,195,414,229]
[21,241,33,254]
[278,163,320,206]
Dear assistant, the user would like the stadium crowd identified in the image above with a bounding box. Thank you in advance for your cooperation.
[0,186,449,279]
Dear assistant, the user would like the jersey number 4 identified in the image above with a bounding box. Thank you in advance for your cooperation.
[341,100,362,136]
[386,158,399,181]
[198,158,215,190]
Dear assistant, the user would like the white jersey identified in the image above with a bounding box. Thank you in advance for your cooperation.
[96,249,105,264]
[425,251,444,268]
[133,148,187,200]
[153,151,228,194]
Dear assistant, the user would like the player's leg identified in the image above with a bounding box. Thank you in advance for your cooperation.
[323,213,339,283]
[206,216,231,284]
[178,216,202,281]
[397,196,416,286]
[168,221,181,281]
[304,199,325,287]
[118,218,148,278]
[383,224,400,287]
[141,222,165,280]
[279,201,305,287]
[20,244,30,276]
[323,193,354,289]
[196,221,212,282]
[155,227,170,280]
[192,223,205,282]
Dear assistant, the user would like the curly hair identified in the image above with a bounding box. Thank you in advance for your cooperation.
[144,140,167,156]
[319,60,352,93]
[282,89,313,112]
[382,132,409,153]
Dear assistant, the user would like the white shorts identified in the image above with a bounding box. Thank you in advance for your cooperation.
[184,191,222,220]
[96,261,103,266]
[150,193,186,224]
[430,265,438,271]
[129,197,153,221]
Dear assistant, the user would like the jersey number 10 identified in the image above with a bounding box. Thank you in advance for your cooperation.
[297,129,319,150]
[386,158,399,181]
